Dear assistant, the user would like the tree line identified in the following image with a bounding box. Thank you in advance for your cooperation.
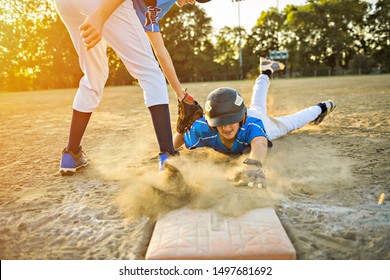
[0,0,388,92]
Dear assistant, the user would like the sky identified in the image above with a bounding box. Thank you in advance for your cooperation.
[199,0,377,33]
[198,0,308,33]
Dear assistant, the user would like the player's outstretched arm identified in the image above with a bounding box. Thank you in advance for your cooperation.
[147,31,203,133]
[248,136,268,163]
[80,0,125,51]
[234,136,269,188]
[146,31,186,101]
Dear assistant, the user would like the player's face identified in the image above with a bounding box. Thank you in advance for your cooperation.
[176,0,195,7]
[216,123,240,141]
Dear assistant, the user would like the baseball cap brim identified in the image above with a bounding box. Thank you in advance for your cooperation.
[196,0,212,3]
[206,113,244,127]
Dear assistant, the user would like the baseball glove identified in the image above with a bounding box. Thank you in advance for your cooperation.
[176,90,204,133]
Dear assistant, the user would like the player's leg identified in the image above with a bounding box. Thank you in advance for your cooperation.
[258,60,335,140]
[102,2,167,108]
[55,0,109,111]
[247,57,335,140]
[55,0,109,175]
[247,58,283,137]
[247,74,270,115]
[248,57,285,116]
[265,106,322,140]
[265,100,335,141]
[101,1,175,169]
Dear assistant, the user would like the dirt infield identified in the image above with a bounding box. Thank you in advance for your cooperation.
[0,74,389,259]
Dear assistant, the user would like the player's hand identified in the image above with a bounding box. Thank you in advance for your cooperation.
[79,13,105,51]
[234,159,267,189]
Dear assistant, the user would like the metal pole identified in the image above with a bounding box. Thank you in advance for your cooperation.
[238,1,243,79]
[232,0,245,80]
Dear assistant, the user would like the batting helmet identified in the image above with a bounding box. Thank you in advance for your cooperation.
[196,0,212,3]
[205,87,247,127]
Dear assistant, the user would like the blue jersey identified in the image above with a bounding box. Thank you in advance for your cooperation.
[133,0,177,32]
[183,116,272,154]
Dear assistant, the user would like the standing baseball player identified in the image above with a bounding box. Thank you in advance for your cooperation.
[173,57,336,187]
[132,0,211,166]
[55,0,180,175]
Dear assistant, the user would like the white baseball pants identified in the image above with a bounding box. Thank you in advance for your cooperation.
[54,0,168,112]
[247,74,321,141]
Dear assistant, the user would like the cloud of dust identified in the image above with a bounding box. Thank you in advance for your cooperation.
[87,117,158,183]
[265,136,355,197]
[97,130,354,223]
[115,151,275,223]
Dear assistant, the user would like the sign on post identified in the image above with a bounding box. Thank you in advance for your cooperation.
[269,50,289,60]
